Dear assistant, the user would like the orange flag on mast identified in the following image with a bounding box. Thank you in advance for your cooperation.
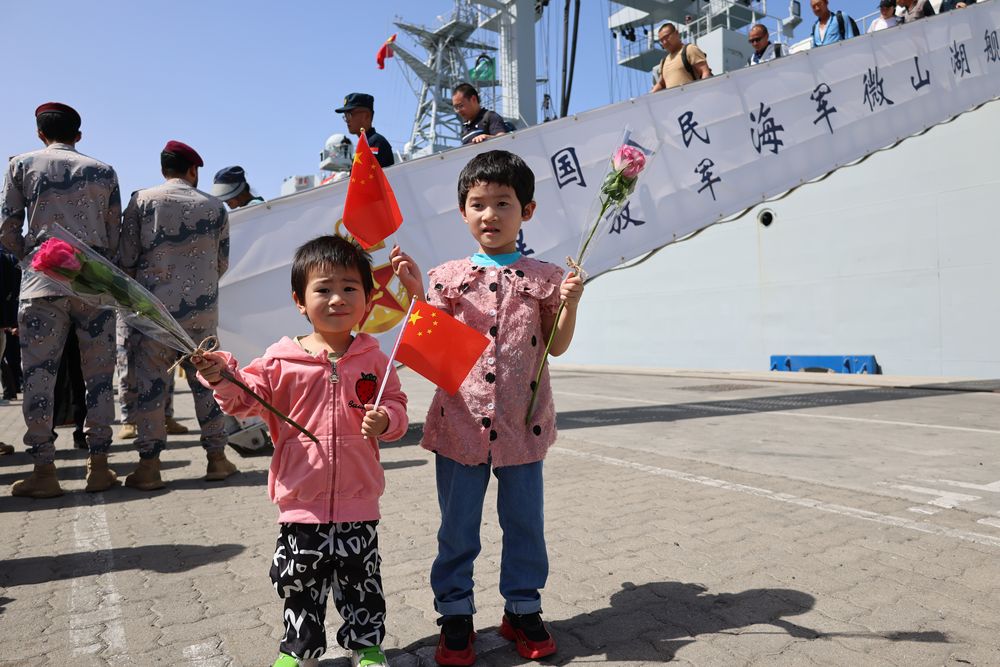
[342,131,402,249]
[395,301,489,394]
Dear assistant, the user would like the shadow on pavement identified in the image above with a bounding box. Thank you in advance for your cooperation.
[911,379,1000,392]
[0,543,245,589]
[0,458,423,488]
[0,458,426,512]
[0,456,190,486]
[357,387,970,446]
[382,423,425,449]
[556,387,965,431]
[383,459,427,471]
[397,581,949,664]
[0,470,268,513]
[550,581,948,663]
[0,436,228,469]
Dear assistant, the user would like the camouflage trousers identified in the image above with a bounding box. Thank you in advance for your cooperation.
[128,326,227,459]
[116,315,173,422]
[18,296,116,463]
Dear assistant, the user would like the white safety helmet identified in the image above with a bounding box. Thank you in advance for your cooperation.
[320,133,354,172]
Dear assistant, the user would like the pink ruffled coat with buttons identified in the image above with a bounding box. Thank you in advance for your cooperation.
[421,256,563,467]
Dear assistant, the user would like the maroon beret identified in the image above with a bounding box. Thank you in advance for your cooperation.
[35,102,81,125]
[162,140,204,168]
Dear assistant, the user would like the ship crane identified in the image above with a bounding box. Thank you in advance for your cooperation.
[392,0,545,160]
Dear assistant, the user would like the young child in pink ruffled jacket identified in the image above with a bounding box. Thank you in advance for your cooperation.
[390,150,584,665]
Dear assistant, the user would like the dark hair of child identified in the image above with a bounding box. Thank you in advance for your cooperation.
[456,150,535,210]
[290,234,375,302]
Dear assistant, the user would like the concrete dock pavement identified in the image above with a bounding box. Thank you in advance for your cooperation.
[1,367,999,666]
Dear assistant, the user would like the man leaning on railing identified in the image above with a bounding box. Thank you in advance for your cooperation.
[650,22,712,92]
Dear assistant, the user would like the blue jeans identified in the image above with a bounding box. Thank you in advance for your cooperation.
[431,454,548,616]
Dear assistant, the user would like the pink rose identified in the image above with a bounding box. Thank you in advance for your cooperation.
[31,238,81,274]
[612,145,646,179]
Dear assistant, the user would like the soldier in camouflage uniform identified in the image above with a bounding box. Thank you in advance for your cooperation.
[0,102,122,498]
[119,140,237,490]
[116,314,187,439]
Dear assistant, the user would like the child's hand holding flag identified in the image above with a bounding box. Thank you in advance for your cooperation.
[389,245,425,301]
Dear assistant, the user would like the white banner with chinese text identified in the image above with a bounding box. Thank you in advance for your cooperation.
[220,3,1000,362]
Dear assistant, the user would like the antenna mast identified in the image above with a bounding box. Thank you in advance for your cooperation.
[392,2,495,159]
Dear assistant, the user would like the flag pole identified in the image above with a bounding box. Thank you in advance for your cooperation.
[372,297,417,410]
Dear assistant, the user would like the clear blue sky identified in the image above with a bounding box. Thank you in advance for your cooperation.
[1,0,874,201]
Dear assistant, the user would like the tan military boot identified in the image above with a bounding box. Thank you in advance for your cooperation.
[117,423,137,439]
[85,454,121,493]
[205,450,238,481]
[11,463,64,498]
[164,416,190,434]
[124,458,165,491]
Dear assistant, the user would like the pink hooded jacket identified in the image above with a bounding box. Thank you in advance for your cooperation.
[202,334,408,524]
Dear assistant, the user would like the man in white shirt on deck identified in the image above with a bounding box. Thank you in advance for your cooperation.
[868,0,900,32]
[746,24,783,65]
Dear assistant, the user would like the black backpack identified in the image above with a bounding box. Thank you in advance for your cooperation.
[662,44,708,83]
[837,11,861,38]
[679,44,696,79]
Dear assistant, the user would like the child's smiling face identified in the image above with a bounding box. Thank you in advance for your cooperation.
[461,181,535,256]
[293,264,371,335]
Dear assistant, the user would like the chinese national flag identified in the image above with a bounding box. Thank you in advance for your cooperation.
[376,34,397,69]
[342,132,402,249]
[395,301,489,394]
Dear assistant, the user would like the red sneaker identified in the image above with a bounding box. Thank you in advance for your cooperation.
[434,615,476,666]
[499,611,557,660]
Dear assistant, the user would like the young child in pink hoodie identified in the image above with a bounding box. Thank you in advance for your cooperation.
[191,235,408,667]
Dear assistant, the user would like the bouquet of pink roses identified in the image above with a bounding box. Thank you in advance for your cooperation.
[27,225,318,443]
[30,230,193,353]
[526,128,655,421]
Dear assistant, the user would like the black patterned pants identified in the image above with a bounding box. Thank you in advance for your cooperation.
[270,521,386,660]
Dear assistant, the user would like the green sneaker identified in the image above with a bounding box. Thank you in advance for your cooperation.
[273,652,318,667]
[351,645,389,667]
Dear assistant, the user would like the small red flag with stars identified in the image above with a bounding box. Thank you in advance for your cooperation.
[342,131,402,249]
[395,301,489,394]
